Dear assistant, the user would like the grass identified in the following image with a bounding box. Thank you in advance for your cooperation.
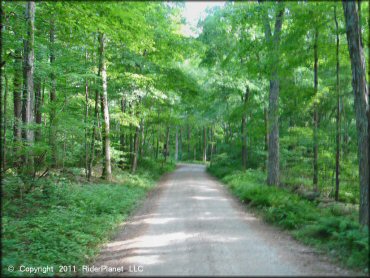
[208,163,369,274]
[2,159,175,277]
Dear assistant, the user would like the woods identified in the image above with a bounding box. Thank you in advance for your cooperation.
[0,1,369,275]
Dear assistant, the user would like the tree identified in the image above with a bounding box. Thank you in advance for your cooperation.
[313,27,319,192]
[99,32,112,181]
[334,4,341,201]
[49,17,57,167]
[263,2,285,186]
[241,86,249,170]
[342,1,369,227]
[22,1,35,174]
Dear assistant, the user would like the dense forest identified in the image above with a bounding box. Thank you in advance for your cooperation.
[1,1,369,276]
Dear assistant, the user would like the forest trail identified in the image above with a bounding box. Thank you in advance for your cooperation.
[90,164,353,276]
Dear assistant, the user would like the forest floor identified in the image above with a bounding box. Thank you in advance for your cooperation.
[89,164,360,276]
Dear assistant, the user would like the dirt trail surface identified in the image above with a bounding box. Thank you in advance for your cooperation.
[89,164,357,276]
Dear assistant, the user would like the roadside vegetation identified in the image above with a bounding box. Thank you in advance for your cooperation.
[208,156,369,273]
[2,159,175,277]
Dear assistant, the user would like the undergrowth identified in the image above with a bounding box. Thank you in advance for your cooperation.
[2,159,175,277]
[208,160,369,273]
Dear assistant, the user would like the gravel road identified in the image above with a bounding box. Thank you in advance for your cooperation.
[90,164,358,276]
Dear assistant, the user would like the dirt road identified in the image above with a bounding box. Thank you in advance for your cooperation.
[90,164,355,276]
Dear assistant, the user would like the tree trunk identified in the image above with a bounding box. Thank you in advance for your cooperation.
[175,126,179,161]
[131,122,140,173]
[34,77,42,142]
[88,79,99,181]
[313,28,319,192]
[13,49,22,166]
[179,127,183,160]
[164,126,170,162]
[140,119,145,157]
[119,96,126,169]
[203,126,207,162]
[155,128,159,160]
[49,18,57,167]
[187,125,191,158]
[264,3,285,186]
[210,126,214,166]
[343,1,369,227]
[98,33,112,181]
[84,61,89,178]
[22,1,35,174]
[242,87,249,170]
[334,5,340,201]
[0,0,3,177]
[2,74,8,169]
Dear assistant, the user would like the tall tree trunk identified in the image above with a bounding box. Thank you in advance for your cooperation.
[242,87,249,170]
[34,77,42,142]
[2,74,8,169]
[84,59,89,178]
[119,96,126,169]
[203,126,207,162]
[313,28,319,192]
[187,125,191,158]
[264,3,285,186]
[131,99,141,173]
[164,126,170,162]
[140,119,145,157]
[49,18,57,167]
[131,122,140,173]
[210,126,214,166]
[343,1,369,227]
[175,126,179,161]
[88,80,99,181]
[0,0,3,177]
[13,49,22,166]
[334,5,340,201]
[22,1,35,174]
[179,127,183,160]
[98,33,112,181]
[155,128,159,160]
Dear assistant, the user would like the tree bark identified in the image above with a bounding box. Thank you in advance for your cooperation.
[264,3,285,186]
[2,74,8,169]
[342,1,369,227]
[313,28,319,192]
[203,126,207,162]
[119,96,126,169]
[131,121,140,173]
[13,49,22,166]
[88,79,99,181]
[164,126,170,162]
[98,33,112,181]
[210,126,214,166]
[22,1,35,174]
[334,5,340,201]
[49,18,57,167]
[34,77,42,142]
[175,126,179,161]
[242,87,249,170]
[84,56,89,178]
[187,125,191,158]
[0,0,3,177]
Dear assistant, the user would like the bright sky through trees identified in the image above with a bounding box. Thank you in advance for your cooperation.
[181,1,225,37]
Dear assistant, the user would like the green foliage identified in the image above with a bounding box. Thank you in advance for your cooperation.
[2,161,175,277]
[208,162,369,271]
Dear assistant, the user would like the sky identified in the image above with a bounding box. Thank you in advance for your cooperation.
[181,1,225,37]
